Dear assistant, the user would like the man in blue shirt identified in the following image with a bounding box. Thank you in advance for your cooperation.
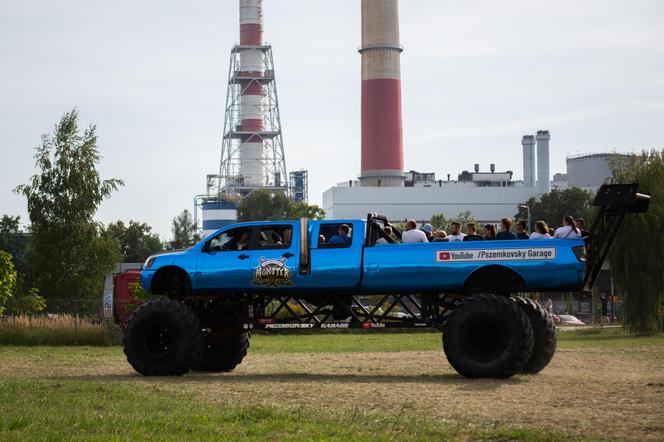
[328,224,351,245]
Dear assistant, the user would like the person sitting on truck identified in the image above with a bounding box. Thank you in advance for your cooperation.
[328,224,352,245]
[529,221,552,239]
[447,222,466,242]
[554,216,582,239]
[463,222,483,241]
[483,224,497,240]
[402,220,429,243]
[497,217,517,240]
[432,230,448,242]
[575,218,590,238]
[376,225,393,244]
[515,220,529,239]
[420,223,434,242]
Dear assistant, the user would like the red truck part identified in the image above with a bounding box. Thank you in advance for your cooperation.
[113,270,141,326]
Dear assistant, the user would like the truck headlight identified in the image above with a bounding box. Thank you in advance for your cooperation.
[144,256,156,268]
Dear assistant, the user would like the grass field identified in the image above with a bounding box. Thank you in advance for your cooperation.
[1,329,663,441]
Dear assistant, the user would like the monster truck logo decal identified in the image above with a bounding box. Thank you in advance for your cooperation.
[252,256,294,287]
[436,247,556,262]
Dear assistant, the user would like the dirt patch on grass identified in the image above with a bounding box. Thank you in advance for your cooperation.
[3,346,664,440]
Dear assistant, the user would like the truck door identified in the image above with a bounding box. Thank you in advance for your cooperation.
[196,226,256,290]
[297,220,363,289]
[245,223,300,290]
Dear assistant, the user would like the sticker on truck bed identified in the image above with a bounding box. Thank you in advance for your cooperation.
[252,256,294,287]
[436,247,556,262]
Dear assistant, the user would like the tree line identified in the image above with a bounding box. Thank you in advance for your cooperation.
[0,109,661,333]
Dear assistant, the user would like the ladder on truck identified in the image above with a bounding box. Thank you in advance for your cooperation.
[583,183,650,291]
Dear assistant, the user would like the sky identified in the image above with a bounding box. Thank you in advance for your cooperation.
[1,0,663,238]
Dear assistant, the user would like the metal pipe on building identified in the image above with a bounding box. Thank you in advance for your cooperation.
[359,0,405,187]
[536,130,551,194]
[521,135,536,188]
[238,0,265,187]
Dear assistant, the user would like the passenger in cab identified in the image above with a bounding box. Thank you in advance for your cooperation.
[515,220,529,239]
[447,222,466,242]
[496,217,517,240]
[530,221,552,239]
[554,216,581,239]
[328,224,352,245]
[420,223,434,242]
[463,222,483,241]
[432,230,448,242]
[402,220,429,243]
[483,224,497,240]
[376,226,393,244]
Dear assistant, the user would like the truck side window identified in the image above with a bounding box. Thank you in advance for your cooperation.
[257,226,293,249]
[318,223,353,249]
[208,227,253,251]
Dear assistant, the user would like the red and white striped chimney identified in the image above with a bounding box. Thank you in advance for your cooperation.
[239,0,265,187]
[359,0,405,187]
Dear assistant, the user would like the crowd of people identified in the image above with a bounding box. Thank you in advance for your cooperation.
[384,216,589,244]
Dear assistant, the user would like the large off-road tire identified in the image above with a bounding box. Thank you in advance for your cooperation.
[192,333,250,372]
[442,293,534,378]
[123,298,202,376]
[512,296,557,374]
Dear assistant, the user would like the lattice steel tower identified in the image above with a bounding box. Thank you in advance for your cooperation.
[215,0,287,197]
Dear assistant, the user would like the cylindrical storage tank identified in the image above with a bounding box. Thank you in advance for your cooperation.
[536,130,551,194]
[566,153,627,188]
[359,0,405,187]
[521,135,536,187]
[202,199,238,237]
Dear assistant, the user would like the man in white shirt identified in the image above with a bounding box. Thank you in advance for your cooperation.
[554,216,582,239]
[447,222,466,242]
[401,220,429,243]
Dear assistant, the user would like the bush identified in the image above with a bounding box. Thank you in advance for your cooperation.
[0,315,122,346]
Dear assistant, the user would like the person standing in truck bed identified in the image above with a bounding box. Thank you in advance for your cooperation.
[515,220,529,239]
[402,220,429,243]
[447,222,466,242]
[497,217,517,240]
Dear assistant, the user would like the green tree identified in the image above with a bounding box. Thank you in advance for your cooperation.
[0,215,29,273]
[0,251,17,314]
[169,209,201,249]
[609,150,664,334]
[14,109,123,305]
[430,211,476,231]
[105,220,163,262]
[517,188,593,231]
[429,213,448,230]
[287,200,326,220]
[237,190,325,222]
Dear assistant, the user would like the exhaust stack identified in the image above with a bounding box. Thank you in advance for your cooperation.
[359,0,405,187]
[536,130,551,194]
[522,135,536,187]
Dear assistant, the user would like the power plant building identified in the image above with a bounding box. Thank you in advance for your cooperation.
[323,1,623,224]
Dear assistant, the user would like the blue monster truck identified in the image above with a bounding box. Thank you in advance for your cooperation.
[123,184,649,378]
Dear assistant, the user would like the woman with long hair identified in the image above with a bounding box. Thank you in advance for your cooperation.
[553,215,581,239]
[483,223,497,240]
[529,221,552,239]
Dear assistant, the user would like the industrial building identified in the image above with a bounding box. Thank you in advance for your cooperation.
[323,0,626,224]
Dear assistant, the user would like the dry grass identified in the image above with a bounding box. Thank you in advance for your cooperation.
[0,315,121,345]
[1,340,663,441]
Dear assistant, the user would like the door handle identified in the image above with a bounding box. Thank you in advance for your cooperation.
[238,254,250,260]
[282,252,294,258]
